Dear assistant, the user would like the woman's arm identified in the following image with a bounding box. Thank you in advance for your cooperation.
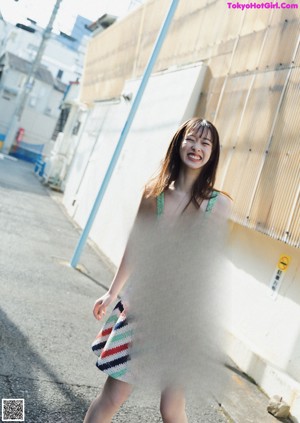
[93,195,155,320]
[92,247,131,320]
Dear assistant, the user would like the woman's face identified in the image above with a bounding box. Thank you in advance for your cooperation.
[179,128,213,172]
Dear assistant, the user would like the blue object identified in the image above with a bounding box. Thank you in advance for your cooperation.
[34,155,46,176]
[70,0,180,268]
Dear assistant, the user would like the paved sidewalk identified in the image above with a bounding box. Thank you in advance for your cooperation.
[221,365,293,423]
[0,158,292,423]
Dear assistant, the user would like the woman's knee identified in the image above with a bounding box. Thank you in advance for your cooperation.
[160,389,186,422]
[102,376,132,409]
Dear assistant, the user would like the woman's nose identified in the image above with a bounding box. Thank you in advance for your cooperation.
[191,141,201,151]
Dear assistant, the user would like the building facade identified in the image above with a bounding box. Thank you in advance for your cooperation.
[0,16,92,160]
[0,52,66,160]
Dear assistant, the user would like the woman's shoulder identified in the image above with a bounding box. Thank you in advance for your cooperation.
[137,194,157,217]
[213,190,233,218]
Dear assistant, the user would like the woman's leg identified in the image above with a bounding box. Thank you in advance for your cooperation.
[83,376,132,423]
[160,387,188,423]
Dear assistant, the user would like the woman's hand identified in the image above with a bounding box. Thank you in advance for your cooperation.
[93,292,116,320]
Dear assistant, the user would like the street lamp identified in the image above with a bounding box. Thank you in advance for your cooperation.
[1,0,63,155]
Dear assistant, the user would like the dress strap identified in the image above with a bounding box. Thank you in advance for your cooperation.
[156,190,218,216]
[205,190,219,214]
[156,192,164,217]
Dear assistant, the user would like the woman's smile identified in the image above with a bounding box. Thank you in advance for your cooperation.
[187,152,202,162]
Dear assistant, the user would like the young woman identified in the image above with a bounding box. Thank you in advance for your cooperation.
[84,117,232,423]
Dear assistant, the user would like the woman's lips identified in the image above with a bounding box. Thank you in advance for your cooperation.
[187,153,202,161]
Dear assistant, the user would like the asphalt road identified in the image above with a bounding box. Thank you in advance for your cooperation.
[0,157,230,422]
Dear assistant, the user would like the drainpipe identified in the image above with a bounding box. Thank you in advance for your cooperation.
[70,0,180,268]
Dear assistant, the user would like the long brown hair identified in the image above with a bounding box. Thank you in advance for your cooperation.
[145,117,220,208]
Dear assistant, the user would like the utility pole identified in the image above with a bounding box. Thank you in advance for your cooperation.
[2,0,63,154]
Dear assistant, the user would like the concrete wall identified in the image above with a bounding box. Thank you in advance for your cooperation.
[228,223,300,418]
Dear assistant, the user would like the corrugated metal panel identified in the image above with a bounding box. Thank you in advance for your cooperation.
[81,0,300,104]
[270,7,300,25]
[156,1,207,68]
[220,69,289,222]
[134,0,170,76]
[230,30,266,74]
[213,75,252,187]
[193,1,242,49]
[258,19,299,69]
[238,9,272,35]
[248,67,300,246]
[82,6,146,102]
[288,195,300,248]
[80,0,244,103]
[195,76,225,122]
[206,39,236,77]
[294,40,300,66]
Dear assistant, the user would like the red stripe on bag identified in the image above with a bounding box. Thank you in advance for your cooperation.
[101,343,130,358]
[97,327,113,338]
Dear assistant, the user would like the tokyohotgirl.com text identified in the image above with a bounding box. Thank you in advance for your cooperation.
[227,1,298,8]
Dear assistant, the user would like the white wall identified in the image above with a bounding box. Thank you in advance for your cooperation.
[43,40,84,83]
[63,63,207,264]
[0,19,9,57]
[0,68,62,149]
[0,69,20,133]
[20,107,57,148]
[227,223,300,420]
[2,67,24,93]
[42,100,89,188]
[26,80,55,115]
[4,27,42,62]
[0,96,15,134]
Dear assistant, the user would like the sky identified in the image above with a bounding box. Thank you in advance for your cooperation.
[0,0,141,34]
